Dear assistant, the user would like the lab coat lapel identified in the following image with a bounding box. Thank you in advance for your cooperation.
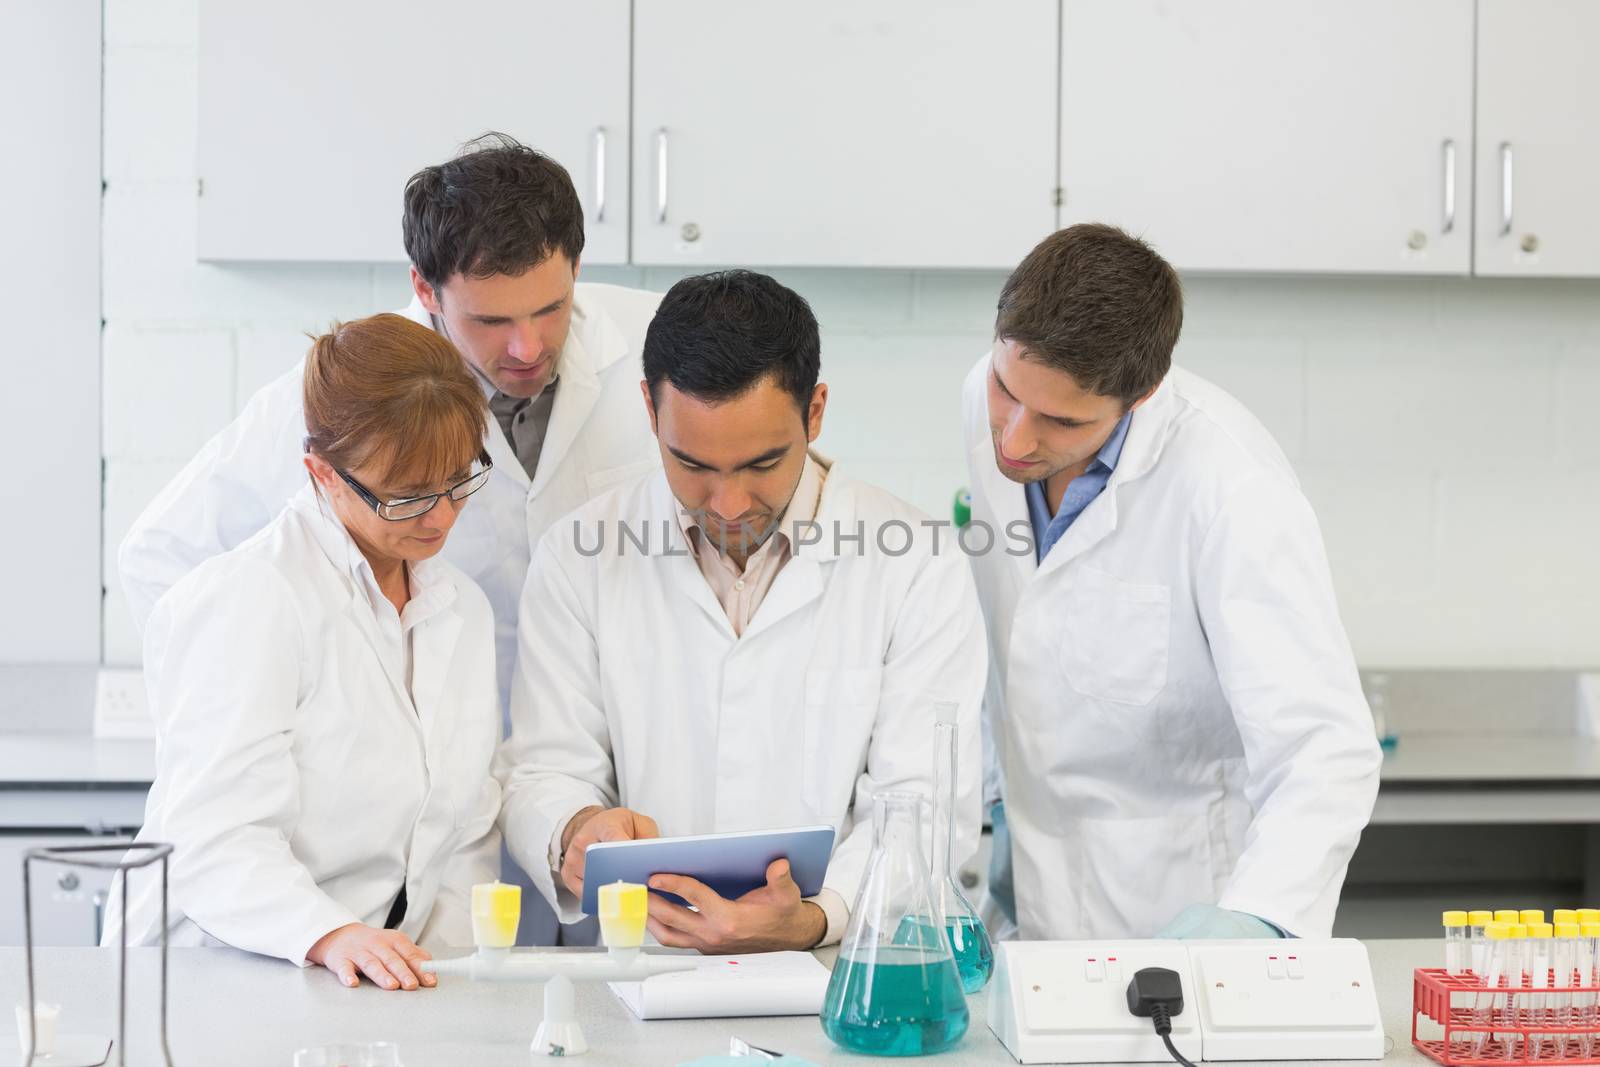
[739,556,824,642]
[529,297,627,499]
[1034,374,1176,581]
[293,491,418,722]
[738,462,840,642]
[408,608,463,744]
[652,476,739,637]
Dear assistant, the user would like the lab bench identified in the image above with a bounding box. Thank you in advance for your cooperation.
[0,938,1439,1066]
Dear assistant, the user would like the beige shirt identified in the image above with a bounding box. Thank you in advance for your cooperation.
[675,453,826,638]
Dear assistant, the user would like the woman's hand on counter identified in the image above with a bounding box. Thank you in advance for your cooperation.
[306,923,435,990]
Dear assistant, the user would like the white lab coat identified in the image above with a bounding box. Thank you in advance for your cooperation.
[118,283,663,707]
[104,487,502,964]
[498,459,987,927]
[961,357,1381,941]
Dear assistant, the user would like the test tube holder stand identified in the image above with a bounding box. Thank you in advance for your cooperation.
[1415,967,1600,1066]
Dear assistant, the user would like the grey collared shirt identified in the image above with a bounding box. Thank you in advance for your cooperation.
[488,381,558,482]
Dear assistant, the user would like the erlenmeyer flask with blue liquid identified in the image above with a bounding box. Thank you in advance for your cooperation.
[929,705,994,992]
[820,791,968,1056]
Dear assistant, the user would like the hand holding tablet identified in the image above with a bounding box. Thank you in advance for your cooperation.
[580,824,836,915]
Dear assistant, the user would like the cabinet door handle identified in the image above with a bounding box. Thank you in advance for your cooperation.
[655,128,670,224]
[1500,142,1515,236]
[592,127,607,224]
[1440,139,1456,235]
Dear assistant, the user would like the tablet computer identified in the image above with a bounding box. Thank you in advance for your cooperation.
[580,825,837,915]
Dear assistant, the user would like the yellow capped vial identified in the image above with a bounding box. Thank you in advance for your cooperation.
[1486,922,1512,940]
[1469,911,1494,926]
[1521,910,1546,926]
[1554,909,1579,925]
[598,880,649,950]
[1557,922,1580,939]
[1531,922,1554,939]
[1579,909,1600,926]
[470,881,522,949]
[1582,922,1600,939]
[1496,910,1521,924]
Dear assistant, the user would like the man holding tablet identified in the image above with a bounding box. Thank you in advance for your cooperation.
[499,270,986,952]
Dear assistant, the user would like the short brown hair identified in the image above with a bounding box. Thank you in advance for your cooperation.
[303,314,488,490]
[995,223,1183,404]
[402,131,585,289]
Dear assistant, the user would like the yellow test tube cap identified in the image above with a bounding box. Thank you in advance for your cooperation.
[597,880,649,950]
[1557,922,1580,938]
[1469,910,1494,925]
[1582,922,1600,938]
[1579,909,1600,925]
[1495,910,1521,923]
[1486,922,1512,940]
[1443,910,1469,927]
[1520,909,1546,926]
[1511,924,1528,939]
[1531,922,1554,938]
[470,881,522,949]
[1554,909,1579,925]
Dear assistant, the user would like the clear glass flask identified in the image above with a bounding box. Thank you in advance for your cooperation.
[821,791,969,1057]
[930,707,993,994]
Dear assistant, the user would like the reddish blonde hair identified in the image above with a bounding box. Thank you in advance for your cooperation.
[302,314,487,491]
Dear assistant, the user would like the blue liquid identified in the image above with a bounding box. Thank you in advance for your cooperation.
[945,914,995,993]
[891,915,995,994]
[821,947,970,1056]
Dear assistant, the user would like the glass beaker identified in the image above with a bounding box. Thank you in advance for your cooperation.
[821,791,968,1056]
[930,711,993,993]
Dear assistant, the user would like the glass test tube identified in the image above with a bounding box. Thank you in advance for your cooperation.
[1529,922,1553,1061]
[1472,911,1495,975]
[1554,922,1579,1059]
[1506,924,1529,1060]
[1581,921,1600,1059]
[1474,923,1512,1060]
[1446,911,1471,974]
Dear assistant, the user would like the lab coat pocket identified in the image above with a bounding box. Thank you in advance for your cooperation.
[801,667,883,817]
[584,458,659,499]
[1073,810,1217,938]
[1059,566,1171,707]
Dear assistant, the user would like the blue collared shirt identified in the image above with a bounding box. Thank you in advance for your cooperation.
[1025,412,1131,562]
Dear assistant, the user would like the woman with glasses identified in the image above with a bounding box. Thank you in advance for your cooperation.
[105,314,502,991]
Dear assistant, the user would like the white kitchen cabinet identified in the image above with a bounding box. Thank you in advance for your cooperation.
[630,0,1058,268]
[1058,0,1474,275]
[198,1,630,264]
[1474,0,1600,277]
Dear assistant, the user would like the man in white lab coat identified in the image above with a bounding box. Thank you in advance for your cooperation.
[500,270,986,952]
[119,133,662,710]
[964,224,1382,942]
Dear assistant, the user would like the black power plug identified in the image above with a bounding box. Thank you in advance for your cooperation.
[1127,967,1196,1067]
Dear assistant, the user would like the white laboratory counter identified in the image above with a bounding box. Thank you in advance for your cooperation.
[1371,736,1600,824]
[0,734,154,830]
[0,939,1439,1066]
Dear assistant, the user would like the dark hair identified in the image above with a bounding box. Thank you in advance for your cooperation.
[995,223,1183,404]
[642,270,821,417]
[402,132,585,289]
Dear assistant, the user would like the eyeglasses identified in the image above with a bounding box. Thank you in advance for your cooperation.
[336,450,494,521]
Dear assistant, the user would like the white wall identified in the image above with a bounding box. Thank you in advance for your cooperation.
[0,1,103,663]
[101,0,1600,670]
